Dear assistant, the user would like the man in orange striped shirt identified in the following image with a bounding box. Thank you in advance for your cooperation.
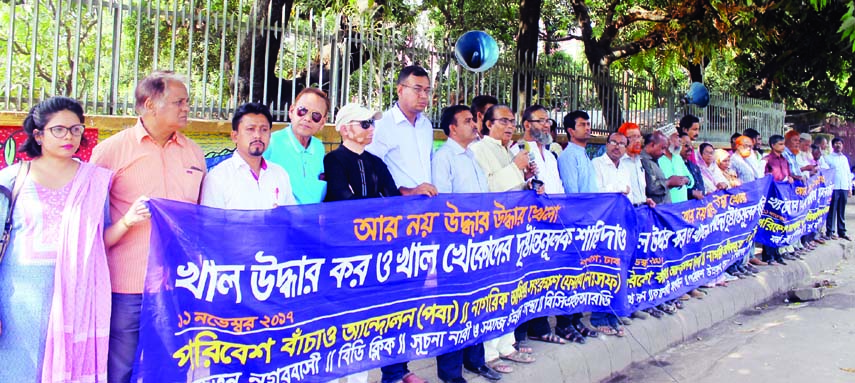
[90,71,206,383]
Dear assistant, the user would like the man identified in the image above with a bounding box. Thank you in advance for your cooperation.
[762,135,792,265]
[320,104,398,383]
[264,87,330,204]
[91,71,206,383]
[814,136,831,171]
[470,105,532,192]
[681,138,706,200]
[366,65,438,197]
[638,131,683,314]
[432,105,502,382]
[618,123,655,208]
[366,66,439,383]
[555,110,612,335]
[730,136,758,185]
[641,131,672,205]
[323,104,400,202]
[743,128,765,177]
[557,110,598,194]
[510,104,564,194]
[548,119,564,157]
[471,105,537,371]
[201,102,296,209]
[657,127,693,203]
[471,95,498,139]
[826,137,851,241]
[783,130,807,183]
[592,132,631,194]
[678,114,701,164]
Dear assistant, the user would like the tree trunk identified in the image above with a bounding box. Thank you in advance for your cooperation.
[512,0,542,112]
[231,0,293,108]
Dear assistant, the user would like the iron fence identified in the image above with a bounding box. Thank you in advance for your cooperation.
[0,0,784,141]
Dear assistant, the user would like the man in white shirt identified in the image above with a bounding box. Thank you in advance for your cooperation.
[201,102,296,209]
[592,132,631,195]
[470,105,534,192]
[826,137,852,240]
[510,104,564,194]
[366,65,438,197]
[618,123,655,207]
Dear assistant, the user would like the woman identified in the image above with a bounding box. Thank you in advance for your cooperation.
[699,143,728,193]
[715,149,742,188]
[0,97,147,382]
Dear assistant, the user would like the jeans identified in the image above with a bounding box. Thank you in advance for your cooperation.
[380,362,410,383]
[827,189,848,236]
[436,350,464,381]
[107,293,142,383]
[462,343,486,371]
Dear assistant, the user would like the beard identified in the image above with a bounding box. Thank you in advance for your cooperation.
[627,143,642,155]
[531,128,553,147]
[670,145,682,155]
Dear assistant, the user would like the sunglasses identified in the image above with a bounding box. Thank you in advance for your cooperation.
[354,120,375,130]
[296,106,323,123]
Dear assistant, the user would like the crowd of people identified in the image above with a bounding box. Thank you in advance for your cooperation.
[0,66,851,383]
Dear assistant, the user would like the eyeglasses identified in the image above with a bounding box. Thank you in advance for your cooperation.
[352,120,375,130]
[490,118,516,126]
[527,119,553,127]
[608,140,627,148]
[44,124,86,138]
[296,106,324,123]
[401,84,433,96]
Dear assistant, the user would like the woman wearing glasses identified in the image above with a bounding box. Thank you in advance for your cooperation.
[0,97,145,382]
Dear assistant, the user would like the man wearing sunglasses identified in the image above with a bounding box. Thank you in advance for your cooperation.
[366,65,439,199]
[264,87,330,204]
[324,104,400,203]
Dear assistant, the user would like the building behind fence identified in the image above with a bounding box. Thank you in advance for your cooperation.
[0,0,784,143]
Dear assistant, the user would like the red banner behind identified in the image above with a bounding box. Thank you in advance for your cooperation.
[0,125,99,168]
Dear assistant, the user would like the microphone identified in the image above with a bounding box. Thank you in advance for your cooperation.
[518,139,544,190]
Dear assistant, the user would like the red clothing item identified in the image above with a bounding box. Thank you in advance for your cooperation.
[764,152,791,182]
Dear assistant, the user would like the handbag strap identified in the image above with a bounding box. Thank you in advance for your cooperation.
[0,161,30,264]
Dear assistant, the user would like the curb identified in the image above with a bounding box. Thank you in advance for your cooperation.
[370,240,852,383]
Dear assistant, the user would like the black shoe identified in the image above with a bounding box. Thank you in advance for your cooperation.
[775,258,788,265]
[465,365,501,381]
[745,264,760,274]
[841,235,851,241]
[782,253,796,260]
[442,378,467,383]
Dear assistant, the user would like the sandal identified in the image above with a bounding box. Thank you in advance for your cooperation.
[658,304,676,315]
[487,359,514,374]
[500,350,536,364]
[644,308,664,318]
[596,325,618,336]
[529,332,566,345]
[513,341,533,353]
[555,326,586,344]
[614,326,626,337]
[574,322,599,338]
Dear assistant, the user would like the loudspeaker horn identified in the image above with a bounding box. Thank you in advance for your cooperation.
[454,31,499,73]
[682,82,710,108]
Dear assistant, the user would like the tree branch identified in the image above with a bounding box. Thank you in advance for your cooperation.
[539,34,582,42]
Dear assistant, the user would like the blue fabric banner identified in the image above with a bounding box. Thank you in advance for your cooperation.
[135,173,833,383]
[756,170,834,247]
[627,177,770,312]
[135,192,637,383]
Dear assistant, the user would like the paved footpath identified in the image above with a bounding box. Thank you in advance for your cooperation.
[353,204,855,383]
[609,208,855,383]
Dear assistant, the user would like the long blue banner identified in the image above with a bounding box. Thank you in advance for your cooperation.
[136,192,637,382]
[135,175,832,383]
[756,170,834,247]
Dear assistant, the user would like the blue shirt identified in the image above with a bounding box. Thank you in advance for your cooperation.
[783,148,802,179]
[557,143,598,193]
[263,126,327,204]
[432,139,488,193]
